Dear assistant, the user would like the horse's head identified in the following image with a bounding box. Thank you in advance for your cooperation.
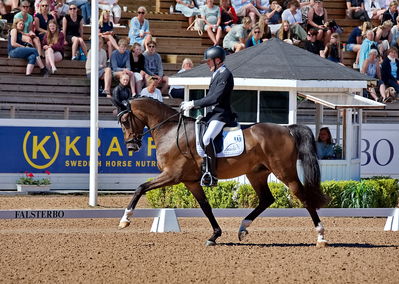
[118,109,146,152]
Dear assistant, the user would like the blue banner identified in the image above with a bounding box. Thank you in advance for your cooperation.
[0,126,159,174]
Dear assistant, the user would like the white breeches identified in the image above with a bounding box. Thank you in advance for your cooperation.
[203,120,225,146]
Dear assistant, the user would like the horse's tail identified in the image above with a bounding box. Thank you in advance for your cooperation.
[287,124,329,209]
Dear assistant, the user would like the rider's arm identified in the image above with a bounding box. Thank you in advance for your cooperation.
[193,70,231,108]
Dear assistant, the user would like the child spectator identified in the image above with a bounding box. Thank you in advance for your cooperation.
[322,32,342,63]
[86,37,113,97]
[175,0,200,27]
[111,38,137,95]
[307,0,331,45]
[304,28,324,55]
[8,18,48,76]
[99,0,121,25]
[34,0,54,42]
[219,0,238,33]
[281,0,307,41]
[169,58,193,99]
[231,0,260,24]
[42,19,64,74]
[140,76,163,102]
[201,0,222,46]
[257,14,272,40]
[246,24,263,47]
[99,10,119,59]
[360,49,387,101]
[277,20,295,44]
[130,42,147,95]
[128,6,152,50]
[381,47,399,96]
[143,40,169,94]
[316,127,335,159]
[62,3,87,60]
[223,16,252,52]
[112,73,133,112]
[14,1,44,58]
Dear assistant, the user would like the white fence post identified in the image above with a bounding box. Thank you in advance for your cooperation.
[384,208,399,231]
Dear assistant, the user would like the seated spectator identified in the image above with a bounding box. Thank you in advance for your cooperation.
[140,76,163,102]
[14,1,44,58]
[258,14,272,40]
[128,6,152,50]
[364,0,386,20]
[143,40,169,94]
[34,0,57,19]
[277,20,295,44]
[169,58,193,99]
[358,29,378,70]
[307,0,331,45]
[42,19,64,74]
[231,0,260,24]
[86,37,112,97]
[59,0,91,24]
[346,0,370,21]
[0,0,19,16]
[223,16,252,52]
[62,3,87,60]
[281,0,307,41]
[201,0,222,46]
[256,0,270,15]
[299,0,315,23]
[175,0,200,27]
[99,0,121,25]
[361,49,387,101]
[112,73,133,112]
[219,0,238,33]
[316,127,335,159]
[375,20,393,56]
[246,24,263,47]
[99,10,119,59]
[346,21,373,69]
[8,18,48,76]
[265,0,283,34]
[130,42,147,95]
[303,28,324,55]
[322,32,342,63]
[34,0,54,42]
[111,38,136,95]
[381,47,399,97]
[381,1,398,24]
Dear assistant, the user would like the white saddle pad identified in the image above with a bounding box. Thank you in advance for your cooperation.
[195,124,245,158]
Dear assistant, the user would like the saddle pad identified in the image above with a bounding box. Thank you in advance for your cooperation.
[196,127,245,158]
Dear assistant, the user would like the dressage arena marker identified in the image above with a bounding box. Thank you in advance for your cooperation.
[0,208,398,232]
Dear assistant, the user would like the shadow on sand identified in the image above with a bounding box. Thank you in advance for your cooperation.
[218,242,399,248]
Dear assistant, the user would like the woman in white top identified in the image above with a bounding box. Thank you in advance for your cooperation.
[140,76,163,102]
[281,0,307,40]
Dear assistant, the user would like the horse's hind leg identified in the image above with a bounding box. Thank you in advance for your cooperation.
[238,172,275,241]
[185,182,222,246]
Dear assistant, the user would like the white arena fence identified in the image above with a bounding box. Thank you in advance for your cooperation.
[0,208,397,232]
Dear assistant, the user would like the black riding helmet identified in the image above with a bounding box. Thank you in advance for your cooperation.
[204,46,225,62]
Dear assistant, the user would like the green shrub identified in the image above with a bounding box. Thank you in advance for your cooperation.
[372,179,399,207]
[321,180,357,208]
[341,180,379,208]
[203,181,239,208]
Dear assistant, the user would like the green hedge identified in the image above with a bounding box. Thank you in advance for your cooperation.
[145,178,399,209]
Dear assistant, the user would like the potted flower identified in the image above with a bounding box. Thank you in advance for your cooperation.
[16,171,51,192]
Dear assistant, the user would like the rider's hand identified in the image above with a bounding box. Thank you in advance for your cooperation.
[180,101,194,111]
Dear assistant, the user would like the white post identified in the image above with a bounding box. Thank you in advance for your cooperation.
[89,2,99,206]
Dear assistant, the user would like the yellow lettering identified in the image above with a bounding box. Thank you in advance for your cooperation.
[147,137,156,156]
[106,137,123,156]
[66,136,81,156]
[32,136,51,159]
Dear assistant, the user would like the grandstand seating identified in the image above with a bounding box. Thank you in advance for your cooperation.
[0,0,398,122]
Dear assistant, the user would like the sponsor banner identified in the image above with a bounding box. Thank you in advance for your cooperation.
[0,125,159,174]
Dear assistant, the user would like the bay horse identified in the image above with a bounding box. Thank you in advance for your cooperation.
[118,97,329,246]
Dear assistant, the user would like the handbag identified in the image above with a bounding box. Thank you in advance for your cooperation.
[328,20,343,35]
[187,17,204,36]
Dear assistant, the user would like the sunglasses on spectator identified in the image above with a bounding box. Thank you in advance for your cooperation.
[69,7,77,10]
[148,45,155,48]
[138,11,145,14]
[22,5,29,8]
[41,4,48,7]
[254,31,260,34]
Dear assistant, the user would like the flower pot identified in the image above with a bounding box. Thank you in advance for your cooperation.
[16,184,51,192]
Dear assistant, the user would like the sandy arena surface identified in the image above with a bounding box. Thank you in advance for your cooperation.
[0,194,398,283]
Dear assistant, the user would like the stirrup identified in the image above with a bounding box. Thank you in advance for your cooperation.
[200,171,218,187]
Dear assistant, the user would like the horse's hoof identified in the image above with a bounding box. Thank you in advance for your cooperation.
[238,229,248,241]
[205,240,217,246]
[316,240,328,248]
[118,221,130,230]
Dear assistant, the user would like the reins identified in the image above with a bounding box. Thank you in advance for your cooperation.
[176,112,196,160]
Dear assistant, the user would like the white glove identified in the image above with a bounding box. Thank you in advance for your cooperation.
[180,101,195,111]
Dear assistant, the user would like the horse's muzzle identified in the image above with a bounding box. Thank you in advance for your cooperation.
[126,142,140,152]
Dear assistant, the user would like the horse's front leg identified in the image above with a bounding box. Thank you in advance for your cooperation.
[185,182,222,246]
[307,208,328,247]
[118,172,177,229]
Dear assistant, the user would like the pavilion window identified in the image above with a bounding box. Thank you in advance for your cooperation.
[259,91,289,124]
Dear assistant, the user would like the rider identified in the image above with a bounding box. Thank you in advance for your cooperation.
[180,46,236,187]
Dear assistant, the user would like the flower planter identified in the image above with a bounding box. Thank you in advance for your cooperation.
[16,184,51,192]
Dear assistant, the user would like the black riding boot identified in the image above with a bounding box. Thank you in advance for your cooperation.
[201,140,218,187]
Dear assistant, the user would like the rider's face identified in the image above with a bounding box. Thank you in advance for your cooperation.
[206,58,220,71]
